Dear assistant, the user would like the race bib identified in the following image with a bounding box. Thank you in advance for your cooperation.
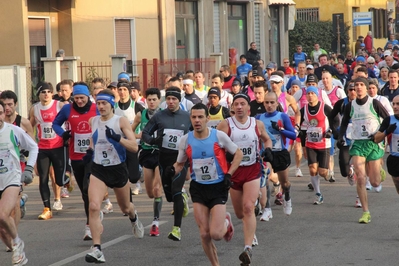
[272,134,282,151]
[307,127,323,143]
[0,147,12,174]
[207,120,221,129]
[74,133,91,153]
[162,129,184,150]
[95,142,121,166]
[237,140,256,163]
[392,133,399,152]
[192,157,217,183]
[41,122,56,139]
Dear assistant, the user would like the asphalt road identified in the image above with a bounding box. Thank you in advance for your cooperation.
[1,153,398,266]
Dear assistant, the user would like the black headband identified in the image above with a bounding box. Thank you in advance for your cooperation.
[233,93,250,104]
[165,90,181,102]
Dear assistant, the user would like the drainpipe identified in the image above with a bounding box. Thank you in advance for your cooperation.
[157,0,164,61]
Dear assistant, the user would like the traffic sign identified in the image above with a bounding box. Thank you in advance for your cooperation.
[353,12,372,26]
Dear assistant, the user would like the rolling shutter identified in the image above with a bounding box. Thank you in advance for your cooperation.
[213,2,221,53]
[115,19,132,60]
[29,18,46,46]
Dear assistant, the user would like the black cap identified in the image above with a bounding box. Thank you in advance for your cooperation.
[252,66,264,77]
[306,74,318,83]
[207,87,221,98]
[35,81,52,96]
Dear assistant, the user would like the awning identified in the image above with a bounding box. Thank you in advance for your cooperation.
[268,0,296,5]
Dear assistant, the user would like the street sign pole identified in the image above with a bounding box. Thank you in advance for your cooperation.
[336,15,341,54]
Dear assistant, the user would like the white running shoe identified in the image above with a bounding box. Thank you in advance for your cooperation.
[83,225,92,241]
[348,166,356,186]
[131,183,143,195]
[283,198,292,216]
[373,184,382,193]
[60,187,69,198]
[132,211,144,238]
[252,234,259,247]
[12,240,28,265]
[260,208,273,221]
[295,168,303,177]
[102,202,113,214]
[355,198,362,208]
[85,246,105,263]
[52,200,63,211]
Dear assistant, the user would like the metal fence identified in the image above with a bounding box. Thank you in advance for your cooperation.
[26,57,216,100]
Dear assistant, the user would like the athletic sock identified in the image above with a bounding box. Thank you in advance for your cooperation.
[266,184,271,208]
[154,197,163,219]
[103,198,110,204]
[311,175,321,194]
[93,244,101,251]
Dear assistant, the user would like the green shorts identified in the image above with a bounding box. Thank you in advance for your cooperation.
[349,140,384,161]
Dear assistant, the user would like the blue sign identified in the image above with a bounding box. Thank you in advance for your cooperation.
[353,19,372,26]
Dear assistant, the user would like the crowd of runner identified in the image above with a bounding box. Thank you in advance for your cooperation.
[1,39,399,266]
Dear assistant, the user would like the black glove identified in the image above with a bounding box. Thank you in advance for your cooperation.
[62,130,71,141]
[62,130,71,146]
[224,173,232,190]
[82,148,94,164]
[164,165,175,179]
[262,147,274,163]
[386,123,397,135]
[105,126,121,142]
[336,138,346,149]
[271,121,280,131]
[368,134,375,142]
[296,129,303,138]
[324,129,332,138]
[20,149,29,157]
[150,129,165,146]
[21,165,34,185]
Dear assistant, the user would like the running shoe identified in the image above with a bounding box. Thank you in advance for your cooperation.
[359,211,371,224]
[307,182,314,190]
[295,168,303,177]
[102,203,113,214]
[260,208,273,221]
[348,166,355,186]
[53,200,63,211]
[328,170,336,182]
[131,183,143,195]
[380,168,386,182]
[274,192,283,205]
[252,234,258,247]
[38,207,52,220]
[182,192,190,217]
[6,246,11,252]
[85,246,105,263]
[239,247,252,266]
[283,198,292,215]
[20,193,28,219]
[60,187,69,198]
[223,212,234,242]
[83,225,92,241]
[355,198,362,208]
[254,200,261,216]
[150,224,160,237]
[313,193,323,205]
[12,240,27,266]
[168,226,181,241]
[374,184,382,193]
[131,211,144,238]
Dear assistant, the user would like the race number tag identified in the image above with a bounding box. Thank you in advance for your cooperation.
[392,133,399,152]
[192,157,217,182]
[0,145,12,174]
[272,134,282,151]
[41,122,56,139]
[162,129,184,150]
[74,133,91,153]
[307,127,323,143]
[95,142,121,166]
[237,141,256,163]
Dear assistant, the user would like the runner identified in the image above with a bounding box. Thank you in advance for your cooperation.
[53,82,98,240]
[85,89,144,263]
[170,103,242,266]
[141,86,192,241]
[0,99,38,265]
[217,93,273,266]
[338,77,389,223]
[29,81,68,220]
[131,88,163,236]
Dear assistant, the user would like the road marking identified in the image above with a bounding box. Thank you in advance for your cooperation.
[49,221,167,266]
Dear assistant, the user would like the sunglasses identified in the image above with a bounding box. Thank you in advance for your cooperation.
[270,81,281,84]
[264,101,276,104]
[283,61,290,64]
[348,88,356,91]
[40,90,52,94]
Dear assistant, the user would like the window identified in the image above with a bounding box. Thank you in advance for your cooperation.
[254,3,261,54]
[175,1,199,59]
[369,8,388,39]
[228,4,247,59]
[296,8,319,22]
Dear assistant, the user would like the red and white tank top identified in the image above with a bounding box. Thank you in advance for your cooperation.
[34,100,63,149]
[304,102,331,149]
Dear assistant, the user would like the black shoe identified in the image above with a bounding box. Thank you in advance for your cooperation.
[239,247,252,265]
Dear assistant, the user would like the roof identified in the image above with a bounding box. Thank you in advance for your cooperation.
[268,0,296,5]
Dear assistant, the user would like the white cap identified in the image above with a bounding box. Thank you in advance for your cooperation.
[269,75,284,83]
[384,50,392,57]
[306,64,314,69]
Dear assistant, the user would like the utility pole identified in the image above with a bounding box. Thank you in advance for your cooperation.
[336,14,341,54]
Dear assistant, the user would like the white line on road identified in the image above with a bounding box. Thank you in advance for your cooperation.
[49,221,167,266]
